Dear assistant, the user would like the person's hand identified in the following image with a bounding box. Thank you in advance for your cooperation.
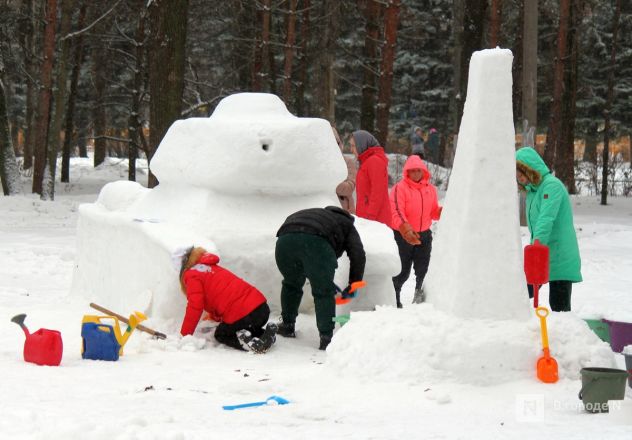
[437,206,443,219]
[341,285,355,299]
[398,223,421,245]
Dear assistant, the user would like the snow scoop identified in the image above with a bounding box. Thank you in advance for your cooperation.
[11,314,63,366]
[89,303,166,339]
[524,239,549,308]
[535,307,558,383]
[222,395,290,410]
[335,281,367,305]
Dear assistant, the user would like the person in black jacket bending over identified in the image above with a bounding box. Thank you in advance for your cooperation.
[275,206,366,350]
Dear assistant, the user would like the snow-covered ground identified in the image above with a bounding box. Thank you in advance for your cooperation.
[0,157,631,439]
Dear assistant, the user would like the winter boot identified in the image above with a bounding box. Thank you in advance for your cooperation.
[236,329,253,351]
[319,333,332,351]
[412,287,426,304]
[254,322,278,353]
[277,320,296,338]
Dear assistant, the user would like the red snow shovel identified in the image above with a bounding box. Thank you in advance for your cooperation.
[536,307,558,383]
[524,239,549,308]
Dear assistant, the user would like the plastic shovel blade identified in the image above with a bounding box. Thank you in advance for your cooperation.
[223,395,289,410]
[536,351,559,383]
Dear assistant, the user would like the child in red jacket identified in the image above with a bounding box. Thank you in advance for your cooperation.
[179,247,277,353]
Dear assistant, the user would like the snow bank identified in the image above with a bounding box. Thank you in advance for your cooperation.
[327,305,615,385]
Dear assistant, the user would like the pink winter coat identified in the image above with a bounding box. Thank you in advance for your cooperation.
[389,155,441,232]
[356,146,392,226]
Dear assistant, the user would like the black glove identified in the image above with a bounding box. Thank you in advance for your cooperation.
[341,285,355,299]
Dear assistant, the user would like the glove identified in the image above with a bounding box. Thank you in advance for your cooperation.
[340,285,355,299]
[398,222,421,245]
[437,206,443,219]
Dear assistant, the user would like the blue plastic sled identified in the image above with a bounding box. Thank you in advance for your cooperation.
[223,395,290,410]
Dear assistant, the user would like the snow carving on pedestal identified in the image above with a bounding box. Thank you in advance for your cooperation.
[71,93,399,324]
[423,48,531,321]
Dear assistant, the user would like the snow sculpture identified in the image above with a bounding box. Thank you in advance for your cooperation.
[71,93,399,323]
[423,49,531,320]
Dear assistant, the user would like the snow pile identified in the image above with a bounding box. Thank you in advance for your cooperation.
[327,305,615,385]
[424,48,530,321]
[71,93,399,322]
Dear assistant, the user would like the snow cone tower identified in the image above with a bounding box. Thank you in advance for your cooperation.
[71,93,398,323]
[423,48,530,321]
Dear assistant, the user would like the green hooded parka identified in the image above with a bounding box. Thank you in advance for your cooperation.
[516,147,582,282]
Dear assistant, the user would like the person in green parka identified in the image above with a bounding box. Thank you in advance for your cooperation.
[516,147,582,312]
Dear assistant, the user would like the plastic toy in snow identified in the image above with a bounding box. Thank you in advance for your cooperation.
[223,395,290,410]
[81,311,147,361]
[11,314,63,366]
[524,239,549,308]
[535,307,558,383]
[335,281,367,305]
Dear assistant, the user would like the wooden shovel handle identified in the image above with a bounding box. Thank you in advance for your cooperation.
[89,303,166,340]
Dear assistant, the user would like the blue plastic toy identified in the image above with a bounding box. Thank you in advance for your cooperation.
[223,395,290,410]
[81,322,121,361]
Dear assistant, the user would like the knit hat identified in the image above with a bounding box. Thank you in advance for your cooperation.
[352,130,381,156]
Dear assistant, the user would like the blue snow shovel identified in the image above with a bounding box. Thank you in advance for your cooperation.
[222,395,290,410]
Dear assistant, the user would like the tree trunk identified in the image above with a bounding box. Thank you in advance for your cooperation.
[128,0,146,182]
[457,0,487,129]
[91,44,107,168]
[375,0,401,148]
[147,0,189,188]
[512,1,524,130]
[544,0,570,168]
[555,0,583,194]
[312,0,339,121]
[234,0,255,91]
[521,0,537,131]
[61,2,87,183]
[489,0,503,47]
[21,0,37,171]
[42,0,75,200]
[360,0,382,133]
[0,78,21,195]
[601,0,622,205]
[31,0,57,195]
[582,134,597,163]
[452,0,464,134]
[282,0,297,106]
[294,0,310,116]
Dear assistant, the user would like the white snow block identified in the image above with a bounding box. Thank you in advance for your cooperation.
[71,93,399,323]
[423,48,530,321]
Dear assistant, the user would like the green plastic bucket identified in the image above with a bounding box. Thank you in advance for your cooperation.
[332,315,350,326]
[625,353,632,389]
[583,318,611,343]
[578,367,628,413]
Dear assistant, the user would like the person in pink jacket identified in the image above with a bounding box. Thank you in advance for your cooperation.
[389,155,442,307]
[350,130,391,226]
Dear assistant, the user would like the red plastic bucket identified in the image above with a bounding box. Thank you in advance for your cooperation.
[602,319,632,353]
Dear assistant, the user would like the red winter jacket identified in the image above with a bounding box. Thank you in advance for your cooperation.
[180,253,266,335]
[389,155,441,232]
[356,146,392,226]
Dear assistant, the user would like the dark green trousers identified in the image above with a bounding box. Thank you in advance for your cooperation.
[275,233,338,336]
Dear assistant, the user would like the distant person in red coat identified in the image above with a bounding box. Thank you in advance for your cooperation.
[178,247,277,353]
[389,155,442,307]
[350,130,391,226]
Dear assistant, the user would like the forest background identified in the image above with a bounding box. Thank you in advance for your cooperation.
[0,0,631,201]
